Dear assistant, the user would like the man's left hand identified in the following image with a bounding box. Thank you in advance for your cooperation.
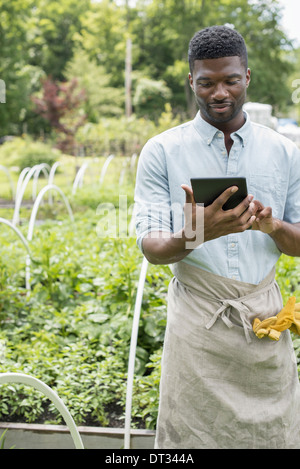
[251,200,277,234]
[251,200,300,257]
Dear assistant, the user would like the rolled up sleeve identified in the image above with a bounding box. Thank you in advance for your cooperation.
[283,145,300,224]
[134,138,172,252]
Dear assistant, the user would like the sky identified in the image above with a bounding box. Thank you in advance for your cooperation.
[278,0,300,46]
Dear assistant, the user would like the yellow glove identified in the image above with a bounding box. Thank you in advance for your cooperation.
[290,302,300,335]
[253,296,296,341]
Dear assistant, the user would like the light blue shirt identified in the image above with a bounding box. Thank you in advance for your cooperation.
[134,111,300,284]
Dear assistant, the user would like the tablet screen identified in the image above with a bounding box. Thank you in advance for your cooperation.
[190,177,248,211]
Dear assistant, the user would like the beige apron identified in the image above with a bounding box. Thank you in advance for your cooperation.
[155,261,300,449]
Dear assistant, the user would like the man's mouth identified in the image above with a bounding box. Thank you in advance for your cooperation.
[209,103,232,112]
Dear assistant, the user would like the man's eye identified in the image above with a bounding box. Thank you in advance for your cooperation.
[198,82,212,88]
[227,81,239,85]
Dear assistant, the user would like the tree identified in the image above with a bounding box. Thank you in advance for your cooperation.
[28,0,91,80]
[0,0,295,137]
[64,48,124,122]
[0,0,43,136]
[77,0,128,87]
[32,77,86,153]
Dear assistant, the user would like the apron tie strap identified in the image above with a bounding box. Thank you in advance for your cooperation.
[206,299,253,343]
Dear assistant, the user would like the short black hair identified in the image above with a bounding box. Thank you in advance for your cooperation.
[188,25,248,73]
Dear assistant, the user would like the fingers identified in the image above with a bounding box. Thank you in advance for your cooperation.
[181,184,195,204]
[181,185,203,241]
[244,213,257,229]
[212,186,254,218]
[255,205,272,221]
[211,186,258,232]
[212,185,239,210]
[252,206,274,233]
[253,199,264,212]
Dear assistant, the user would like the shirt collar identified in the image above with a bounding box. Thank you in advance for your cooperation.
[192,110,251,147]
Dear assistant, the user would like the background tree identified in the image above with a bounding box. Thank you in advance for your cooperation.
[77,0,128,87]
[28,0,91,80]
[0,0,43,135]
[32,77,86,153]
[64,48,124,122]
[0,0,297,141]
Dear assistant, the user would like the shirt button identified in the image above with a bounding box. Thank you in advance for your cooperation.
[231,243,236,248]
[231,275,236,280]
[218,132,223,138]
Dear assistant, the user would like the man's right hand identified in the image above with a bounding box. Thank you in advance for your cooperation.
[181,184,257,245]
[142,184,257,265]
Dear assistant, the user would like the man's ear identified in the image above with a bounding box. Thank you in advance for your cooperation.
[189,73,194,91]
[246,68,251,88]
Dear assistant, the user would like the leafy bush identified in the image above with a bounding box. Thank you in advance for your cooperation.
[133,76,172,120]
[275,254,300,303]
[76,104,181,157]
[76,115,156,157]
[0,197,171,427]
[0,137,60,170]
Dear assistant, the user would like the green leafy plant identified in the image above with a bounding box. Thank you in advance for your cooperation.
[0,180,171,427]
[0,136,60,170]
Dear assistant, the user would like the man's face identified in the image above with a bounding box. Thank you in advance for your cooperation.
[189,56,251,127]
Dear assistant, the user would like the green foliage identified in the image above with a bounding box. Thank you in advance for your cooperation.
[77,0,128,86]
[129,349,162,429]
[0,137,60,170]
[28,0,91,81]
[64,48,124,122]
[232,0,293,111]
[0,181,171,427]
[76,116,156,156]
[0,0,44,136]
[0,0,296,139]
[275,254,300,304]
[76,104,181,156]
[133,76,172,121]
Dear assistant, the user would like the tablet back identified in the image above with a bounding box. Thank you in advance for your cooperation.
[190,177,248,211]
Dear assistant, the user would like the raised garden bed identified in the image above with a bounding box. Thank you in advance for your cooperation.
[0,422,155,449]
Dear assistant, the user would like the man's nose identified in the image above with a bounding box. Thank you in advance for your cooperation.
[211,83,230,101]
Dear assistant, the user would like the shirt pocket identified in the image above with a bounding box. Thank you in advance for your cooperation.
[248,174,283,218]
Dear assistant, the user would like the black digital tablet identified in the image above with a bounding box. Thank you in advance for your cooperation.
[190,177,248,211]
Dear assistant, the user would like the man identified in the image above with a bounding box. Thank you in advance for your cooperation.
[134,25,300,449]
